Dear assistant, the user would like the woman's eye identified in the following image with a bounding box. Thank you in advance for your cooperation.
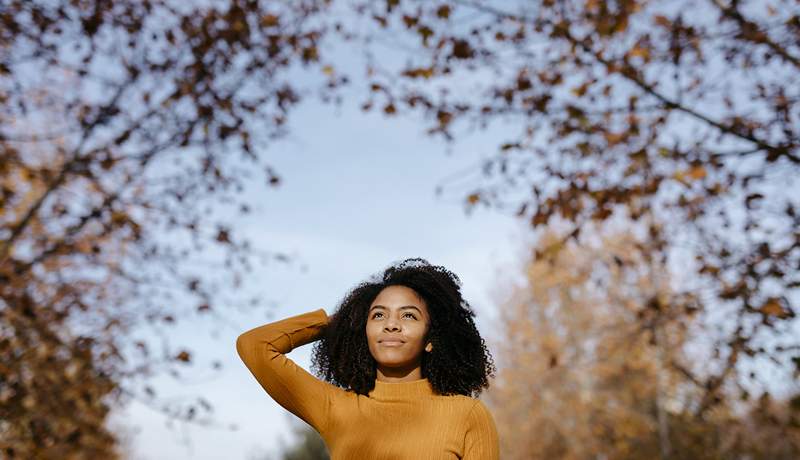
[370,312,416,319]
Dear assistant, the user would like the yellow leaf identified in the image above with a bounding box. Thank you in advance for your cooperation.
[322,65,334,76]
[628,45,650,61]
[688,165,706,180]
[674,165,706,184]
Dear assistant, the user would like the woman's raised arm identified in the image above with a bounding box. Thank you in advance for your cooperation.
[235,308,335,433]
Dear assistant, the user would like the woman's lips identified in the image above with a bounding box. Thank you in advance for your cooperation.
[379,340,405,347]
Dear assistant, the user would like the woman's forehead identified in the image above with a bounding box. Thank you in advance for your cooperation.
[371,285,426,306]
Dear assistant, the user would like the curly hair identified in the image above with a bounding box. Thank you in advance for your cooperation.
[310,257,495,398]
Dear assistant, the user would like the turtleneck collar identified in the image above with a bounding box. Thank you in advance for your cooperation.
[368,377,436,400]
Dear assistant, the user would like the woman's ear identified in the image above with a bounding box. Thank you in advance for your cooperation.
[424,322,433,352]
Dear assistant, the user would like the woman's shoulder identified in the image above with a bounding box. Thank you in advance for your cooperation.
[433,392,485,409]
[431,394,495,430]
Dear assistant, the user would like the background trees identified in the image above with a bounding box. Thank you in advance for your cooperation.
[251,418,329,460]
[1,0,342,456]
[488,222,800,459]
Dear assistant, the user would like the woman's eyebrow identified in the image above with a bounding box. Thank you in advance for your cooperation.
[369,305,422,313]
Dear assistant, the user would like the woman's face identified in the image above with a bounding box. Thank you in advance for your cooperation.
[366,285,432,373]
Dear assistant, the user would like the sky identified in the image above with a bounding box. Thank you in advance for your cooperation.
[106,52,530,459]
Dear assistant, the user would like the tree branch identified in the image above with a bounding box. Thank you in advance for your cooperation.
[710,0,800,70]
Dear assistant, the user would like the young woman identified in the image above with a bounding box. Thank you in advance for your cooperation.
[236,258,499,459]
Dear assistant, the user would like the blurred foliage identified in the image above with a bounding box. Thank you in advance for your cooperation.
[251,418,329,460]
[279,421,329,460]
[488,222,800,459]
[0,0,342,457]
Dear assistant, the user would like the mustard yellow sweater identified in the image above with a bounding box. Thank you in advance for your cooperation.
[236,308,499,459]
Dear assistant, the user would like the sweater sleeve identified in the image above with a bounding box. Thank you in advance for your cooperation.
[236,308,334,433]
[463,399,500,460]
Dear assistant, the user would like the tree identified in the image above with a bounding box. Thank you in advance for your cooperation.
[278,420,329,460]
[345,0,800,417]
[1,0,344,456]
[488,221,800,459]
[488,223,693,459]
[250,417,329,460]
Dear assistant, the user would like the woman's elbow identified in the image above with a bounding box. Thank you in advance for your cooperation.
[235,333,253,360]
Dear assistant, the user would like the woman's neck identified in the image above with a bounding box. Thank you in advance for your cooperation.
[376,365,423,382]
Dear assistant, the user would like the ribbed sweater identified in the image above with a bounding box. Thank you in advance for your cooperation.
[236,308,499,460]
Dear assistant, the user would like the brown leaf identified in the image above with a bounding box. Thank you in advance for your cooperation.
[571,81,592,97]
[216,228,231,243]
[260,14,279,27]
[451,39,474,59]
[604,131,627,146]
[653,14,671,28]
[759,298,787,318]
[401,67,435,79]
[532,211,548,226]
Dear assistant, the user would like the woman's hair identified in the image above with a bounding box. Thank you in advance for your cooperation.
[310,257,495,398]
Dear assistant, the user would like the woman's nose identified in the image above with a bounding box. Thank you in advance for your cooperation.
[384,318,400,331]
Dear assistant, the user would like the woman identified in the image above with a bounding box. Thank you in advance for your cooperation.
[236,258,499,459]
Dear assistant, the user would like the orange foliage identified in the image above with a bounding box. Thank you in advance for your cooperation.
[486,222,800,459]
